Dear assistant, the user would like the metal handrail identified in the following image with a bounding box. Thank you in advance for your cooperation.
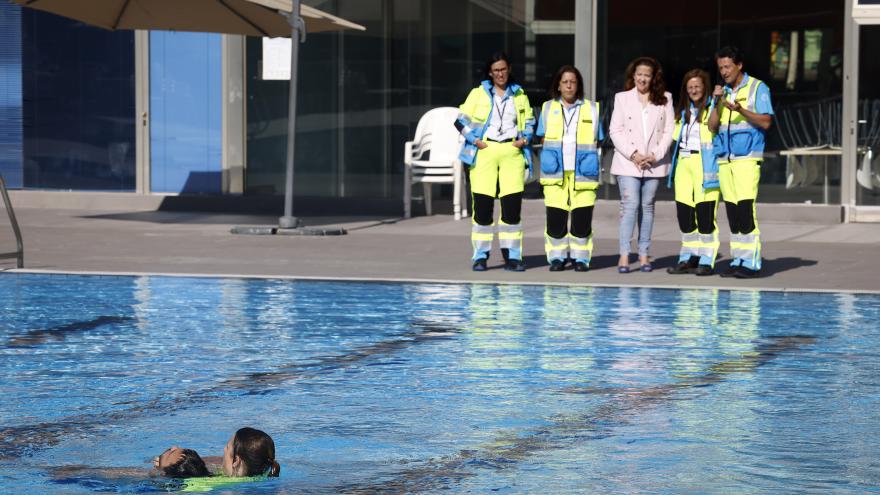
[0,173,23,268]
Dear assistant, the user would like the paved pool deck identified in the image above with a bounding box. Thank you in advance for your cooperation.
[2,199,879,293]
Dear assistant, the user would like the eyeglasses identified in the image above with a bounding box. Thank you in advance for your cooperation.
[491,67,509,74]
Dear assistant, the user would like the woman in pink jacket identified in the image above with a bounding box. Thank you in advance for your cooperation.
[609,57,674,273]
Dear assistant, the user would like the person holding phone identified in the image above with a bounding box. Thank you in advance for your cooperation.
[707,46,774,278]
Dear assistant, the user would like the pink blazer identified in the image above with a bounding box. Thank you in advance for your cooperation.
[609,88,674,178]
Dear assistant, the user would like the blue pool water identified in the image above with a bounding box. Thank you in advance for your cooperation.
[1,273,879,494]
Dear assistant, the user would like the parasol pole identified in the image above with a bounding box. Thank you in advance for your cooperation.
[279,0,304,229]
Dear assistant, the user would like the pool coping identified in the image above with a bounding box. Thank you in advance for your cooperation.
[8,268,880,296]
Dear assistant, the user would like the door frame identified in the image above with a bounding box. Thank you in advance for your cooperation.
[135,30,151,194]
[843,0,880,221]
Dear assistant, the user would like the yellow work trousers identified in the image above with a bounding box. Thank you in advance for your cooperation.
[469,141,526,261]
[718,159,761,270]
[543,170,596,263]
[674,154,720,267]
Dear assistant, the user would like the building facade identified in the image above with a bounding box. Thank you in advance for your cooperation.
[1,0,878,219]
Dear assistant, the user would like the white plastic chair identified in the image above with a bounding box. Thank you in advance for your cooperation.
[856,147,880,190]
[403,107,467,219]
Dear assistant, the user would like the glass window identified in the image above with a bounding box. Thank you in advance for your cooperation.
[245,0,569,203]
[21,10,135,191]
[0,2,23,189]
[535,0,575,21]
[597,0,844,204]
[856,25,880,206]
[246,25,340,197]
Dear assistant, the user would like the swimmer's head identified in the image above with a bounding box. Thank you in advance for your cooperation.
[222,427,280,478]
[152,446,210,478]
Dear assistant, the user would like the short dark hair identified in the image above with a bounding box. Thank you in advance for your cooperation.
[549,65,584,101]
[483,51,516,83]
[715,46,743,64]
[161,449,210,478]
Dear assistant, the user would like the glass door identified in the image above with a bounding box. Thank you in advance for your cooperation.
[150,31,222,194]
[856,24,880,205]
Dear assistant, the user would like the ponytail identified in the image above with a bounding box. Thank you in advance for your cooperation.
[267,460,281,477]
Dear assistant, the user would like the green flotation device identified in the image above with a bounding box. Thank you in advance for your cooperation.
[180,475,265,492]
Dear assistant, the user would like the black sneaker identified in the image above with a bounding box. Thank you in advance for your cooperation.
[667,261,697,274]
[548,259,565,272]
[733,267,761,279]
[719,265,740,278]
[472,258,488,271]
[574,261,590,272]
[694,264,714,276]
[504,259,526,272]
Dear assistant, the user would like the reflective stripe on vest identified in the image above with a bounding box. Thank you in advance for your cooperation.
[458,82,534,166]
[717,76,764,163]
[671,104,718,188]
[541,99,599,183]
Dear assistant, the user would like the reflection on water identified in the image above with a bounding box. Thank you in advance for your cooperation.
[463,285,528,371]
[1,275,879,494]
[539,286,597,373]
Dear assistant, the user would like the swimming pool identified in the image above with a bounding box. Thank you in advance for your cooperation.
[1,273,878,494]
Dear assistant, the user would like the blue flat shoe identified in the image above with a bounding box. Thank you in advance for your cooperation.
[617,266,630,274]
[639,263,653,273]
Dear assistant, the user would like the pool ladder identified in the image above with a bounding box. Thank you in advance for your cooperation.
[0,173,23,268]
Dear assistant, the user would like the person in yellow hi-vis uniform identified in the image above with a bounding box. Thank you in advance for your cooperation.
[708,46,774,278]
[455,51,535,272]
[535,65,603,272]
[667,69,721,276]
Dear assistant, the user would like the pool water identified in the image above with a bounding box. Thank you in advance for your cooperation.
[1,273,879,494]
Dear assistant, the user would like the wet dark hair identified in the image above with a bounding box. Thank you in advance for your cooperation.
[675,68,711,123]
[232,427,280,477]
[161,449,210,478]
[623,56,667,106]
[483,51,516,84]
[715,45,743,64]
[549,65,584,101]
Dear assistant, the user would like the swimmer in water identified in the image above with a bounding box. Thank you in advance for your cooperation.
[202,427,281,477]
[151,446,211,478]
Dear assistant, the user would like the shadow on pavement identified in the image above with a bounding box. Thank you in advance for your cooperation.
[79,210,396,228]
[754,257,818,277]
[521,254,624,271]
[649,254,679,270]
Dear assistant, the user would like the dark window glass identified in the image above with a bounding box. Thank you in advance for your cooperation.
[597,0,844,204]
[535,0,575,21]
[856,25,880,206]
[245,0,558,204]
[245,30,340,197]
[21,10,135,191]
